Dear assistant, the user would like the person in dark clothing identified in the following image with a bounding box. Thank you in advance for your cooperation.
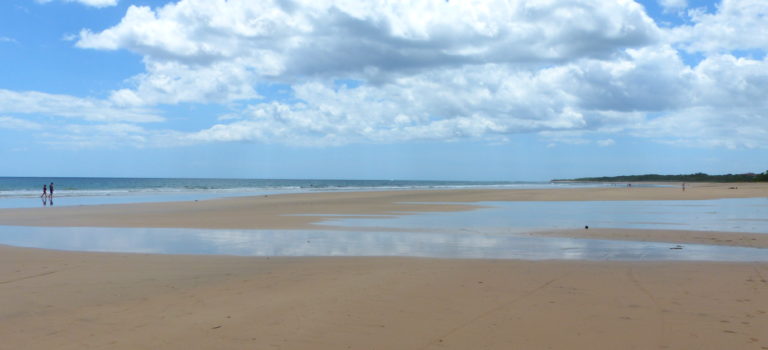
[49,182,54,198]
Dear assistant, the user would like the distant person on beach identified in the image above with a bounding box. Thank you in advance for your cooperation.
[41,184,47,198]
[49,182,54,198]
[682,182,686,191]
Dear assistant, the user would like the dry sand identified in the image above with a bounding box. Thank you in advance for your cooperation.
[1,183,767,349]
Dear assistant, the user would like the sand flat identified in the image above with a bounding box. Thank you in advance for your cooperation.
[1,245,767,350]
[1,183,767,349]
[531,228,768,249]
[0,182,766,230]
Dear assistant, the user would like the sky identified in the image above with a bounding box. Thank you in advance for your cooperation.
[0,0,766,181]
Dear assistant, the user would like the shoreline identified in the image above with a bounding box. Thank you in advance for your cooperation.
[1,182,767,230]
[0,183,766,250]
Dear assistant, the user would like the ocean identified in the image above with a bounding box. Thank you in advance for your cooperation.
[0,176,556,197]
[0,176,581,208]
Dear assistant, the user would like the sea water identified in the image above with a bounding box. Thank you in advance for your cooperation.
[0,176,626,208]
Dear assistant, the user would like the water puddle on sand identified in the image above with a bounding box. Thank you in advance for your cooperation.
[0,225,765,262]
[0,198,766,261]
[317,198,768,234]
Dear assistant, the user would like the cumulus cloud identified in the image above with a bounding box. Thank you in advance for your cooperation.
[178,67,589,146]
[108,60,262,106]
[633,54,768,148]
[175,46,694,146]
[77,0,659,105]
[35,0,118,8]
[0,89,163,123]
[637,107,768,148]
[25,0,765,150]
[175,44,768,148]
[671,0,768,53]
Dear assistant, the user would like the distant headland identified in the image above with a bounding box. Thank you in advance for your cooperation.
[553,171,768,183]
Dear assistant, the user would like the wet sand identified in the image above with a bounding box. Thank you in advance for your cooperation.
[0,182,766,230]
[1,245,766,350]
[1,183,767,349]
[532,228,768,249]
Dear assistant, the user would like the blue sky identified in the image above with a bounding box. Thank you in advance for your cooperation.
[1,0,766,181]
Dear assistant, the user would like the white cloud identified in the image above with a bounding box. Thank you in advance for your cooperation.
[77,0,659,106]
[0,37,17,44]
[173,45,768,148]
[176,66,588,146]
[35,0,117,8]
[0,116,43,130]
[0,89,163,123]
[597,139,615,147]
[637,107,768,149]
[659,0,687,13]
[553,46,694,113]
[42,123,151,149]
[23,0,763,150]
[108,60,262,106]
[671,0,768,53]
[632,54,768,148]
[79,0,117,8]
[691,54,768,108]
[172,45,693,146]
[538,130,591,146]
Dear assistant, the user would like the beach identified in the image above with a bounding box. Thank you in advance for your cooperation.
[7,0,768,348]
[1,183,767,349]
[1,182,767,230]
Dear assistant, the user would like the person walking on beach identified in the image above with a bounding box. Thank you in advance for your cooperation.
[41,184,47,199]
[49,182,54,198]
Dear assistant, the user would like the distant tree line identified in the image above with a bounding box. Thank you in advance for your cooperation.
[555,170,768,183]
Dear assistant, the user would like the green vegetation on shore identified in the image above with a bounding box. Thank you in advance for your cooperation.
[554,170,768,183]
